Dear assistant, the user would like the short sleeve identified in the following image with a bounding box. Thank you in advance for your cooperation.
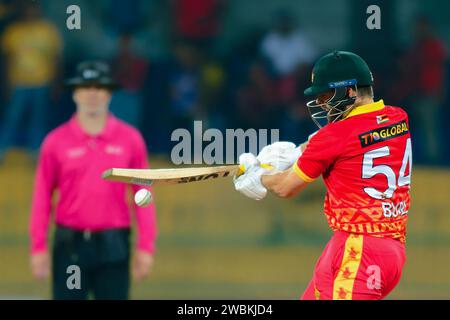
[293,126,343,182]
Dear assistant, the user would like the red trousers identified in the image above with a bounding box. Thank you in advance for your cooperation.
[301,231,406,300]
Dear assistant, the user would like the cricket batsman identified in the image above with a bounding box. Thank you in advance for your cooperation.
[234,51,412,300]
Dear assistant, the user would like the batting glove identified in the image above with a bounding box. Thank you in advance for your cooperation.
[234,153,273,200]
[257,141,302,171]
[234,165,271,200]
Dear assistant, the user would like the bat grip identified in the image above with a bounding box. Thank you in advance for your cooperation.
[236,163,274,177]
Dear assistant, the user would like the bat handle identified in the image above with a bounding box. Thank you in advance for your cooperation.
[236,163,274,177]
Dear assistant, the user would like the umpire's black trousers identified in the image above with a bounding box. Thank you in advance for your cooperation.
[52,225,131,300]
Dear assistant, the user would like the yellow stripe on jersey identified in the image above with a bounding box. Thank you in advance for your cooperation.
[344,99,385,119]
[333,234,364,300]
[314,286,321,300]
[292,162,315,182]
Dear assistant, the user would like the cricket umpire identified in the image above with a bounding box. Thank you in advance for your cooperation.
[29,61,157,299]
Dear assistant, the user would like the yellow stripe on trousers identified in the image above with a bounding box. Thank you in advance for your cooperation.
[333,234,364,300]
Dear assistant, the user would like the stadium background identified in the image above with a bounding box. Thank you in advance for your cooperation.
[0,0,450,299]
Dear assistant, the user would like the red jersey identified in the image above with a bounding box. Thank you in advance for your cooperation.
[294,100,411,243]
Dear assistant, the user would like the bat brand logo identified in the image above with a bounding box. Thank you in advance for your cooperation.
[178,171,231,183]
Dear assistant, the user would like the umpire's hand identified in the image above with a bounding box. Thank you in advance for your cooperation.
[31,251,50,280]
[132,250,154,281]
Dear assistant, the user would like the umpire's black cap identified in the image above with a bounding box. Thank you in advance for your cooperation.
[65,60,120,90]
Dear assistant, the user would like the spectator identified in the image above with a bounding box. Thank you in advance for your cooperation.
[171,0,224,51]
[260,10,318,142]
[280,67,317,143]
[392,16,447,164]
[0,0,15,106]
[30,61,157,300]
[236,61,278,129]
[0,1,62,161]
[0,0,15,31]
[199,57,226,129]
[260,10,317,78]
[110,33,150,128]
[167,41,203,130]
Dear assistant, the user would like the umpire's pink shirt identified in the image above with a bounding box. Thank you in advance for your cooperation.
[30,114,157,255]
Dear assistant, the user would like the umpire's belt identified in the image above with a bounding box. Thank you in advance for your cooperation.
[54,225,131,263]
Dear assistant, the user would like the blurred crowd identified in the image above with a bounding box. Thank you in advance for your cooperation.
[0,0,448,165]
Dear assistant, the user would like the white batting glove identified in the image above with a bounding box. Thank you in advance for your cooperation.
[234,165,270,200]
[238,153,260,174]
[234,153,274,200]
[257,141,302,171]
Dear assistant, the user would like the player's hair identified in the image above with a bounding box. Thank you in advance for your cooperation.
[357,85,374,98]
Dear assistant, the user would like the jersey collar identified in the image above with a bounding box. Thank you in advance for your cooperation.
[344,99,385,119]
[69,113,118,140]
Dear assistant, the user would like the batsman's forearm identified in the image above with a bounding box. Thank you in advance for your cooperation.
[262,170,292,198]
[260,138,311,198]
[262,166,310,198]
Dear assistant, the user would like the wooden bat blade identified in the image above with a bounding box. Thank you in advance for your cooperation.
[102,165,240,186]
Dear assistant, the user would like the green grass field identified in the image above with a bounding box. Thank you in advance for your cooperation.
[1,150,450,299]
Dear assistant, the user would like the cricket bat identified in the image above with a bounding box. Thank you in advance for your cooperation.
[102,165,242,186]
